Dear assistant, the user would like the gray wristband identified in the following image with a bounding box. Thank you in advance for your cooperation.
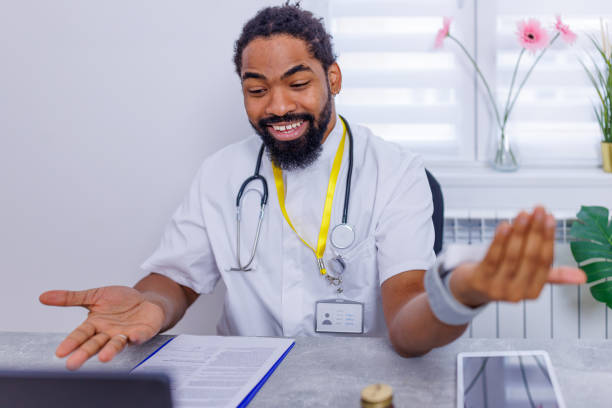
[424,256,485,326]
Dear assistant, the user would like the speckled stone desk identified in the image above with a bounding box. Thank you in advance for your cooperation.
[1,332,611,407]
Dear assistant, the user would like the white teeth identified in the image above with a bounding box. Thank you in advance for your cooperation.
[272,121,303,132]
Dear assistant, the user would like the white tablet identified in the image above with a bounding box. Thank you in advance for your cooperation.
[457,350,566,408]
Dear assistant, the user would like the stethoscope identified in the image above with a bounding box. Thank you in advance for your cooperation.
[231,115,355,272]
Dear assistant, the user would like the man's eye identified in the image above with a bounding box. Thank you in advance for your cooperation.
[248,88,266,95]
[291,81,310,88]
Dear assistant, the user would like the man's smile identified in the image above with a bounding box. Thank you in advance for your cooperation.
[267,120,308,141]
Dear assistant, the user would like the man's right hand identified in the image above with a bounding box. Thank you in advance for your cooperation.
[39,286,165,370]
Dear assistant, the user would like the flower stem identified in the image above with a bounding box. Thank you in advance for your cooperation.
[448,34,503,129]
[503,48,525,124]
[504,33,560,127]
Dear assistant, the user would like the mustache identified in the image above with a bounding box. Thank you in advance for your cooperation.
[258,113,314,128]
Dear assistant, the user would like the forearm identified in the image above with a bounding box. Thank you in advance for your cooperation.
[134,273,195,332]
[388,291,468,357]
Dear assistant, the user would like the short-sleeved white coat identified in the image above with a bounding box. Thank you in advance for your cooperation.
[141,116,436,337]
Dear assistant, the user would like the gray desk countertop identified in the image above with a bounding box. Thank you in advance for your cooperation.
[1,332,611,407]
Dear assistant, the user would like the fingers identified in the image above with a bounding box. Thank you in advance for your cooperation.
[58,323,137,369]
[466,222,511,301]
[525,214,557,298]
[39,290,71,306]
[548,266,587,284]
[128,329,153,345]
[479,222,512,277]
[56,321,97,358]
[39,289,100,307]
[496,211,532,283]
[508,208,549,300]
[98,334,130,363]
[66,332,111,371]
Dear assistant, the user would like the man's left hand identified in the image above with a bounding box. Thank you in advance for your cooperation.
[448,206,586,308]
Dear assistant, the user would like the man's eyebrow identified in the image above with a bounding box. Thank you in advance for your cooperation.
[241,65,313,81]
[281,64,313,79]
[242,71,266,81]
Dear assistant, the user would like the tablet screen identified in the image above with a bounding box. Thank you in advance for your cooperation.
[458,351,565,408]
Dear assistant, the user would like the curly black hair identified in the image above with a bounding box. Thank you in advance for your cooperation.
[233,2,336,77]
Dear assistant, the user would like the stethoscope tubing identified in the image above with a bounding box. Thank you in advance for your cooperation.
[339,114,353,224]
[232,115,354,271]
[236,144,268,207]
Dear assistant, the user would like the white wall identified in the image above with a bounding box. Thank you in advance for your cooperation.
[0,0,282,334]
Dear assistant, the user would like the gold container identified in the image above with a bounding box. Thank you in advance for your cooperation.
[603,142,612,173]
[361,383,393,408]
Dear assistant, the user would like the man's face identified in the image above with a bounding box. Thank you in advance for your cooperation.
[240,35,339,170]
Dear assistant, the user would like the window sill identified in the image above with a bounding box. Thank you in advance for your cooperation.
[426,164,612,188]
[424,162,612,211]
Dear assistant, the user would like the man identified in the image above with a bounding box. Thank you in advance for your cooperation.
[40,4,585,370]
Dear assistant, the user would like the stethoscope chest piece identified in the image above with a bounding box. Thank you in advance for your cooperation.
[331,223,355,249]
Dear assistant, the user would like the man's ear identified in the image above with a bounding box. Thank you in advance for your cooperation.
[327,62,342,95]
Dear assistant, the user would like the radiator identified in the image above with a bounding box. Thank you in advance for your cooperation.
[444,210,609,340]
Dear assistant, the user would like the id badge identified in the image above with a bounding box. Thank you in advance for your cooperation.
[315,299,364,334]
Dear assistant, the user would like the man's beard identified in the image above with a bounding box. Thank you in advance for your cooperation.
[250,94,332,171]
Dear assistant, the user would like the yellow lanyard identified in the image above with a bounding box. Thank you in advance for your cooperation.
[272,121,347,276]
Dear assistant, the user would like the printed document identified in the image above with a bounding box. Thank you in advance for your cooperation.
[132,335,295,408]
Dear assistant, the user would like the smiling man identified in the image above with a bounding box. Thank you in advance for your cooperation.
[40,3,585,370]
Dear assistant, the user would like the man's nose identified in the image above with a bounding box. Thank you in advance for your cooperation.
[265,88,297,117]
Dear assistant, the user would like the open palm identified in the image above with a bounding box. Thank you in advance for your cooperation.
[40,286,165,370]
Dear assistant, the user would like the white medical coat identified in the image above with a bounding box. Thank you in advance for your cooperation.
[141,116,436,337]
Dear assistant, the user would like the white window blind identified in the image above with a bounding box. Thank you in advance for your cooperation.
[323,0,612,167]
[328,0,477,160]
[487,0,612,166]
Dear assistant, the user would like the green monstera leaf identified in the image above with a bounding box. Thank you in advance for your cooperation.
[569,206,612,308]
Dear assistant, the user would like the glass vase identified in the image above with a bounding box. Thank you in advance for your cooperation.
[491,128,519,172]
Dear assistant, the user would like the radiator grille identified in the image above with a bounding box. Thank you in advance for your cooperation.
[443,210,577,245]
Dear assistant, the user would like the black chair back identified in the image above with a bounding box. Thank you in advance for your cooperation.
[425,169,444,255]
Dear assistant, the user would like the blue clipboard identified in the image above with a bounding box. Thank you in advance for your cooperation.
[132,337,295,407]
[237,341,295,407]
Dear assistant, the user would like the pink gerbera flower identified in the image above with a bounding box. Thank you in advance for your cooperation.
[434,17,452,48]
[554,15,577,44]
[516,19,550,53]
